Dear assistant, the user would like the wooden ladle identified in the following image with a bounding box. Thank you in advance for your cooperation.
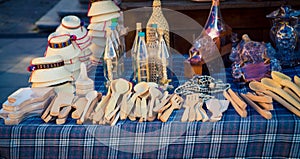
[105,79,130,119]
[271,71,300,98]
[261,78,300,110]
[294,76,300,87]
[249,81,300,117]
[78,90,98,124]
[125,82,149,118]
[148,87,162,118]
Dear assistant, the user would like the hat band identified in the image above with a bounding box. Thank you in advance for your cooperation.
[61,21,84,30]
[48,39,72,48]
[27,61,64,72]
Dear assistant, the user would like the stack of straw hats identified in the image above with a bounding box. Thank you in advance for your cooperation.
[56,15,93,70]
[87,0,121,64]
[45,31,81,79]
[28,55,75,93]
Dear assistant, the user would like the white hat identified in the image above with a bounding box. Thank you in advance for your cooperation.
[90,12,120,23]
[88,30,106,38]
[46,32,80,60]
[89,43,105,58]
[56,15,92,50]
[91,37,106,47]
[88,21,113,31]
[88,1,120,17]
[32,77,74,88]
[29,55,73,83]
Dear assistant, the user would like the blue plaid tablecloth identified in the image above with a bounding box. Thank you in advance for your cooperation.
[0,57,300,159]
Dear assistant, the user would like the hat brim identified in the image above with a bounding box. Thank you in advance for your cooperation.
[88,30,106,38]
[88,21,112,31]
[30,67,72,83]
[90,12,120,23]
[32,77,74,87]
[46,43,81,60]
[88,1,120,17]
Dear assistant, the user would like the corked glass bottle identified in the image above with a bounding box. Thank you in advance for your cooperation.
[204,0,232,56]
[146,0,170,48]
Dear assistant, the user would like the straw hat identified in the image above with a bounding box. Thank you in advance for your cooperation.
[88,30,106,38]
[88,0,120,17]
[29,55,73,83]
[88,21,113,31]
[89,43,105,58]
[56,15,91,50]
[91,37,106,47]
[46,32,81,60]
[90,12,120,23]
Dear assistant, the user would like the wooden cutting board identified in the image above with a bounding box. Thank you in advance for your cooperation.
[3,87,54,111]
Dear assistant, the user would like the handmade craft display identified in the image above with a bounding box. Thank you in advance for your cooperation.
[87,0,123,64]
[75,63,95,96]
[0,87,55,125]
[56,15,92,70]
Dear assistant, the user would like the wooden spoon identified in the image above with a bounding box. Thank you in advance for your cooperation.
[240,93,272,119]
[148,87,162,118]
[75,63,94,90]
[249,81,300,117]
[105,79,130,119]
[271,71,300,98]
[125,82,149,117]
[283,87,300,103]
[261,78,300,110]
[140,92,150,122]
[78,91,98,124]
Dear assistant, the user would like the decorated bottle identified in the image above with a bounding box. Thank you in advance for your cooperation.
[204,0,232,55]
[136,32,149,82]
[131,23,142,83]
[103,28,118,84]
[157,28,170,85]
[146,0,169,47]
[147,24,160,83]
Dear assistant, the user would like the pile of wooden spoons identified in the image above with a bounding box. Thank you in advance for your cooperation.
[42,91,101,124]
[248,71,300,117]
[0,87,55,125]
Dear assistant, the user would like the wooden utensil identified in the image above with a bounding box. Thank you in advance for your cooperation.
[120,83,133,120]
[72,97,88,119]
[283,87,300,103]
[140,93,149,122]
[271,71,300,99]
[56,117,67,125]
[105,79,130,119]
[223,90,247,118]
[75,63,94,90]
[261,78,300,110]
[4,87,54,111]
[125,82,149,117]
[58,106,72,119]
[227,89,247,109]
[181,94,199,122]
[245,92,272,103]
[50,92,74,116]
[240,93,272,119]
[78,91,98,124]
[41,95,57,119]
[258,102,273,110]
[148,87,162,118]
[249,81,300,117]
[160,94,183,122]
[195,101,203,121]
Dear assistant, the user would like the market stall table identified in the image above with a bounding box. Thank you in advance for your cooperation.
[0,57,300,158]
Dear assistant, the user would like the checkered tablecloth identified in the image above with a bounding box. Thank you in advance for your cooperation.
[0,56,300,159]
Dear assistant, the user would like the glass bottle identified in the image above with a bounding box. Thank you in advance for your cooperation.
[103,28,118,83]
[136,32,149,82]
[204,0,232,55]
[157,28,170,85]
[146,0,170,47]
[131,22,142,83]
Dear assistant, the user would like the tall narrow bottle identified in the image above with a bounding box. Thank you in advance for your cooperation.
[131,23,142,82]
[136,32,149,82]
[204,0,232,55]
[103,28,118,83]
[157,28,170,85]
[146,0,169,47]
